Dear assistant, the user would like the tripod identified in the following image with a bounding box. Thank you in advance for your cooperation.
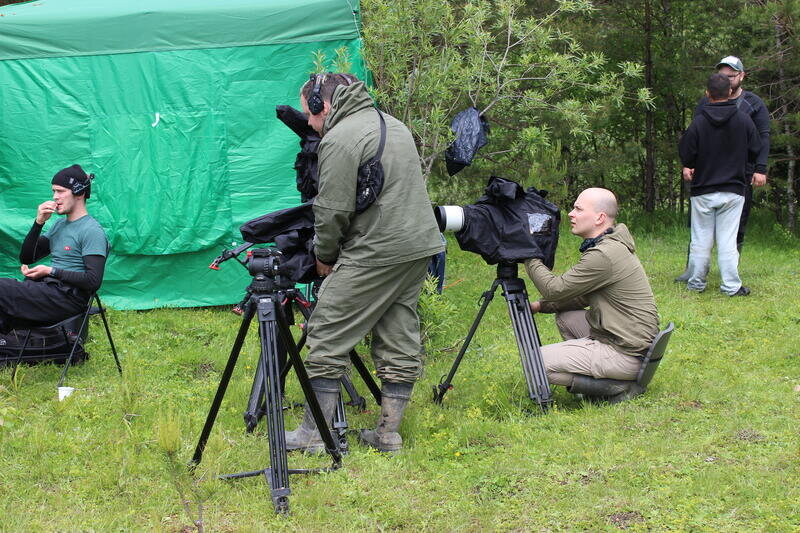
[432,263,552,409]
[192,260,341,514]
[242,280,382,453]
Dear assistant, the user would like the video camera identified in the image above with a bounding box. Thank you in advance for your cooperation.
[434,176,560,268]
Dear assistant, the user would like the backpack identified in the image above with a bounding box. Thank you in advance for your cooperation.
[0,318,88,367]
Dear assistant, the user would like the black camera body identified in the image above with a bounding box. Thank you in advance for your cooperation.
[247,247,282,277]
[435,177,560,268]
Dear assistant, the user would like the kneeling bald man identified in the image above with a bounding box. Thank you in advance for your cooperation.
[524,188,659,397]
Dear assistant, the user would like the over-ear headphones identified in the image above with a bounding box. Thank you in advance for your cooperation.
[72,173,94,198]
[307,73,325,115]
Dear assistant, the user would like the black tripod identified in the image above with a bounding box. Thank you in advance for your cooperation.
[242,289,382,453]
[192,250,341,514]
[432,263,552,409]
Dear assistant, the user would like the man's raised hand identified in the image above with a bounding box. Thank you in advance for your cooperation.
[36,201,57,225]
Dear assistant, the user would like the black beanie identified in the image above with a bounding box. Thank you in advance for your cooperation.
[52,164,92,198]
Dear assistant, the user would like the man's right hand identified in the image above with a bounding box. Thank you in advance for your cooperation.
[36,201,57,225]
[682,167,694,182]
[530,300,542,314]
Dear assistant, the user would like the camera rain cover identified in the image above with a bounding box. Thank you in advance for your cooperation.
[276,105,321,202]
[454,176,560,267]
[240,202,318,283]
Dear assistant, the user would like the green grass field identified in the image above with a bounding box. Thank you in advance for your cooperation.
[1,213,798,532]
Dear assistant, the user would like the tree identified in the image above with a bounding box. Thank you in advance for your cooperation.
[360,0,650,205]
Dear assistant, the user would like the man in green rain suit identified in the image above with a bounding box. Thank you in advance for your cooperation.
[285,73,444,453]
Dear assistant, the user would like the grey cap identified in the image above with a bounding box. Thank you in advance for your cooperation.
[717,55,744,72]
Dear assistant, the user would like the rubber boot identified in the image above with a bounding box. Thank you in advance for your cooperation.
[567,374,643,404]
[284,377,340,454]
[358,382,412,453]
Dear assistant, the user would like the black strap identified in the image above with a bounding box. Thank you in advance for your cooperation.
[370,109,387,164]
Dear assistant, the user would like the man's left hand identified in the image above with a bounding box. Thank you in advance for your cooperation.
[21,264,52,279]
[752,172,767,187]
[315,259,333,277]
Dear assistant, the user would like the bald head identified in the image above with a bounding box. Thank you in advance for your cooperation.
[569,188,618,238]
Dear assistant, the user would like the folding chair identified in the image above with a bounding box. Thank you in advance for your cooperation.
[10,293,122,387]
[568,322,675,403]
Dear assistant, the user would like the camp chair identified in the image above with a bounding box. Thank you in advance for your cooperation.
[567,322,675,404]
[10,293,122,388]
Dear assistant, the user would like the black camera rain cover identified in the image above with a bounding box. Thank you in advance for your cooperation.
[445,107,489,176]
[455,176,560,267]
[240,202,318,283]
[276,105,321,202]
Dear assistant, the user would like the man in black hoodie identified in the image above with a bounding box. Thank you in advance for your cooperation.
[676,55,770,281]
[678,74,761,296]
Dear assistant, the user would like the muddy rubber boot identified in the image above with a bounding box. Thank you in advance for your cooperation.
[284,377,340,454]
[358,382,412,453]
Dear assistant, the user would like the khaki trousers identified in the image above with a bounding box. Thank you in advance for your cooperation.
[305,257,429,384]
[541,310,641,386]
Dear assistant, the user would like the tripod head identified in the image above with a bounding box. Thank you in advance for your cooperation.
[496,262,519,280]
[246,248,296,294]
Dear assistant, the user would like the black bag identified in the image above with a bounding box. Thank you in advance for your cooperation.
[445,107,489,176]
[0,321,88,367]
[355,109,387,213]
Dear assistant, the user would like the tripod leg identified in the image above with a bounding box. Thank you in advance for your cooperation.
[332,391,349,454]
[274,307,342,466]
[244,351,267,433]
[349,350,382,405]
[340,373,366,411]
[192,301,255,466]
[433,280,501,404]
[256,298,291,513]
[502,279,552,409]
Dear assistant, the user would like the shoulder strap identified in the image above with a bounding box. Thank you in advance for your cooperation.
[369,109,387,163]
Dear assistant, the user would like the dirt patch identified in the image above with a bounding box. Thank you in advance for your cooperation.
[736,429,765,442]
[609,511,645,529]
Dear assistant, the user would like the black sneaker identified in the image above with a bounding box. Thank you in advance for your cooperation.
[674,270,690,283]
[730,286,751,297]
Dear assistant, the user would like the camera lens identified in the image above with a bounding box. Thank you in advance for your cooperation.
[434,205,465,232]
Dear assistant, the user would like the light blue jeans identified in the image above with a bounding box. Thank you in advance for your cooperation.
[687,191,744,295]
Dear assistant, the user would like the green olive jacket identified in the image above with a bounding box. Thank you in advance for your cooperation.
[524,224,659,356]
[313,82,444,266]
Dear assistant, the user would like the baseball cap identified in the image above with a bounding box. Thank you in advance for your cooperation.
[716,55,744,72]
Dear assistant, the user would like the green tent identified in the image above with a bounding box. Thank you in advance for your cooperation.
[0,0,365,309]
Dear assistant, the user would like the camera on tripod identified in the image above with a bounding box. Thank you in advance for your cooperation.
[433,176,560,267]
[431,176,560,409]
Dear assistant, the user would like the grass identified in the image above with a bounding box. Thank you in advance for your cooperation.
[1,212,799,531]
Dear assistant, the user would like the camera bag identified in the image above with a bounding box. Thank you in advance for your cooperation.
[0,318,88,368]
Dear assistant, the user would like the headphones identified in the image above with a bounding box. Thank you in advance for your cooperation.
[307,73,358,115]
[307,73,325,115]
[72,173,95,197]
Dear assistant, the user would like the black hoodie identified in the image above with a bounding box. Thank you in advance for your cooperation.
[694,90,770,174]
[679,100,761,197]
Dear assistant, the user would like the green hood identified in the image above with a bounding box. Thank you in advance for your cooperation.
[323,81,375,135]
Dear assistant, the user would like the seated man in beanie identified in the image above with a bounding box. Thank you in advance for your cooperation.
[0,165,109,333]
[524,188,660,399]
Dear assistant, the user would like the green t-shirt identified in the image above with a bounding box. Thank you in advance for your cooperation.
[45,215,108,273]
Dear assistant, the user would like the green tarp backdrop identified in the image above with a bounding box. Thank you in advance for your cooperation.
[0,0,366,309]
